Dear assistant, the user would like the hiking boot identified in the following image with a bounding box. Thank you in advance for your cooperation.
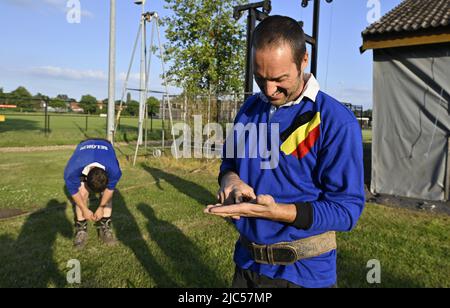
[96,217,117,246]
[74,220,88,250]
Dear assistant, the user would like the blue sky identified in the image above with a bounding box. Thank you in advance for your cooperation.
[0,0,403,109]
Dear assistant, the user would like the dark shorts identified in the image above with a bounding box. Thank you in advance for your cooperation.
[231,266,337,289]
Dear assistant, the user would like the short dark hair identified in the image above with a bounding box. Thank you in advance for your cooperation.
[252,15,307,70]
[86,167,108,193]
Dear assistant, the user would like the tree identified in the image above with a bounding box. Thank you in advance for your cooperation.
[124,100,140,116]
[49,98,68,110]
[0,88,5,104]
[147,96,160,116]
[363,109,372,118]
[11,86,34,110]
[56,94,69,101]
[79,94,98,114]
[162,0,247,94]
[146,96,160,132]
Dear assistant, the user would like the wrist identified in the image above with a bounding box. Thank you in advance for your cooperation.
[271,203,297,223]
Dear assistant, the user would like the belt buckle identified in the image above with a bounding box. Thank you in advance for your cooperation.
[252,244,270,265]
[271,244,299,265]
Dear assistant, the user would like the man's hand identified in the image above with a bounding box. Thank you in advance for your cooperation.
[205,194,279,220]
[94,207,104,221]
[218,172,256,205]
[81,207,95,221]
[217,172,256,220]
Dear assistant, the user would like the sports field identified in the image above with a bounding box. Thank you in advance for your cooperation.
[0,136,449,287]
[0,113,165,147]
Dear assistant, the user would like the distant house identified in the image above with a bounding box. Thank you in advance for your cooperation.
[97,100,105,111]
[69,101,84,113]
[361,0,450,201]
[356,117,371,129]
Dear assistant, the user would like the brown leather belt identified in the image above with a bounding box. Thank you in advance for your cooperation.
[240,231,337,265]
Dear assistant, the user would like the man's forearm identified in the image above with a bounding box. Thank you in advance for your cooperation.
[99,189,114,207]
[272,203,297,224]
[72,194,88,210]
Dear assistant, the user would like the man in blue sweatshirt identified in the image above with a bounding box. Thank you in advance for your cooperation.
[205,16,365,288]
[64,138,122,249]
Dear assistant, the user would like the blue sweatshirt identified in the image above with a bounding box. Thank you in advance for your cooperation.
[64,139,122,195]
[220,90,365,288]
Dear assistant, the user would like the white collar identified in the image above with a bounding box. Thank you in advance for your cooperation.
[259,73,320,108]
[82,162,106,176]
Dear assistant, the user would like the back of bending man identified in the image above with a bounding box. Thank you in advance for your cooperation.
[64,138,122,249]
[205,16,365,288]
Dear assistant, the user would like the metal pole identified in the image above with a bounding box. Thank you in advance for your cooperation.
[244,9,256,100]
[138,1,146,145]
[44,97,49,136]
[85,115,88,131]
[162,95,166,151]
[184,93,187,123]
[144,103,148,153]
[107,0,116,143]
[155,17,178,158]
[311,0,320,77]
[446,136,450,201]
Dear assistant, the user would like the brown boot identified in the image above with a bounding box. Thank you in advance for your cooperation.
[96,217,117,246]
[74,220,88,250]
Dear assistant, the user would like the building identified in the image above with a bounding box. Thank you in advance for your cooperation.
[69,101,84,113]
[361,0,450,201]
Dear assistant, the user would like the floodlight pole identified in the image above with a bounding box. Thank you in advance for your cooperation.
[233,0,271,100]
[107,0,116,143]
[301,0,334,77]
[311,0,320,77]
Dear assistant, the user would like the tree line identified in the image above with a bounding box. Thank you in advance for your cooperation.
[0,86,160,116]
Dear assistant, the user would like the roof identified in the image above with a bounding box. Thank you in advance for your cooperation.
[361,0,450,52]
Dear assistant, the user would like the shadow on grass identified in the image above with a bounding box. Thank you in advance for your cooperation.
[142,165,216,206]
[115,124,163,143]
[73,122,91,140]
[137,203,227,287]
[337,250,423,288]
[0,118,44,133]
[0,199,72,288]
[112,190,176,287]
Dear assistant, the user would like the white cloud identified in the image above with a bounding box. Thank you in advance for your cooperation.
[23,66,180,95]
[3,0,94,19]
[28,66,107,81]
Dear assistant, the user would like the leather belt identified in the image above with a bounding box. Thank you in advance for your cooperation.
[240,231,337,265]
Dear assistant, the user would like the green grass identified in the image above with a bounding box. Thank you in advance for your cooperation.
[0,147,448,288]
[362,129,372,143]
[0,113,166,147]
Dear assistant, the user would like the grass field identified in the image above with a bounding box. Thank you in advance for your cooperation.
[362,129,372,143]
[0,113,165,147]
[0,113,374,148]
[0,145,449,288]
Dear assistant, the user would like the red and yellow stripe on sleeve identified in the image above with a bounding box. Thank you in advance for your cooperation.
[280,112,321,159]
